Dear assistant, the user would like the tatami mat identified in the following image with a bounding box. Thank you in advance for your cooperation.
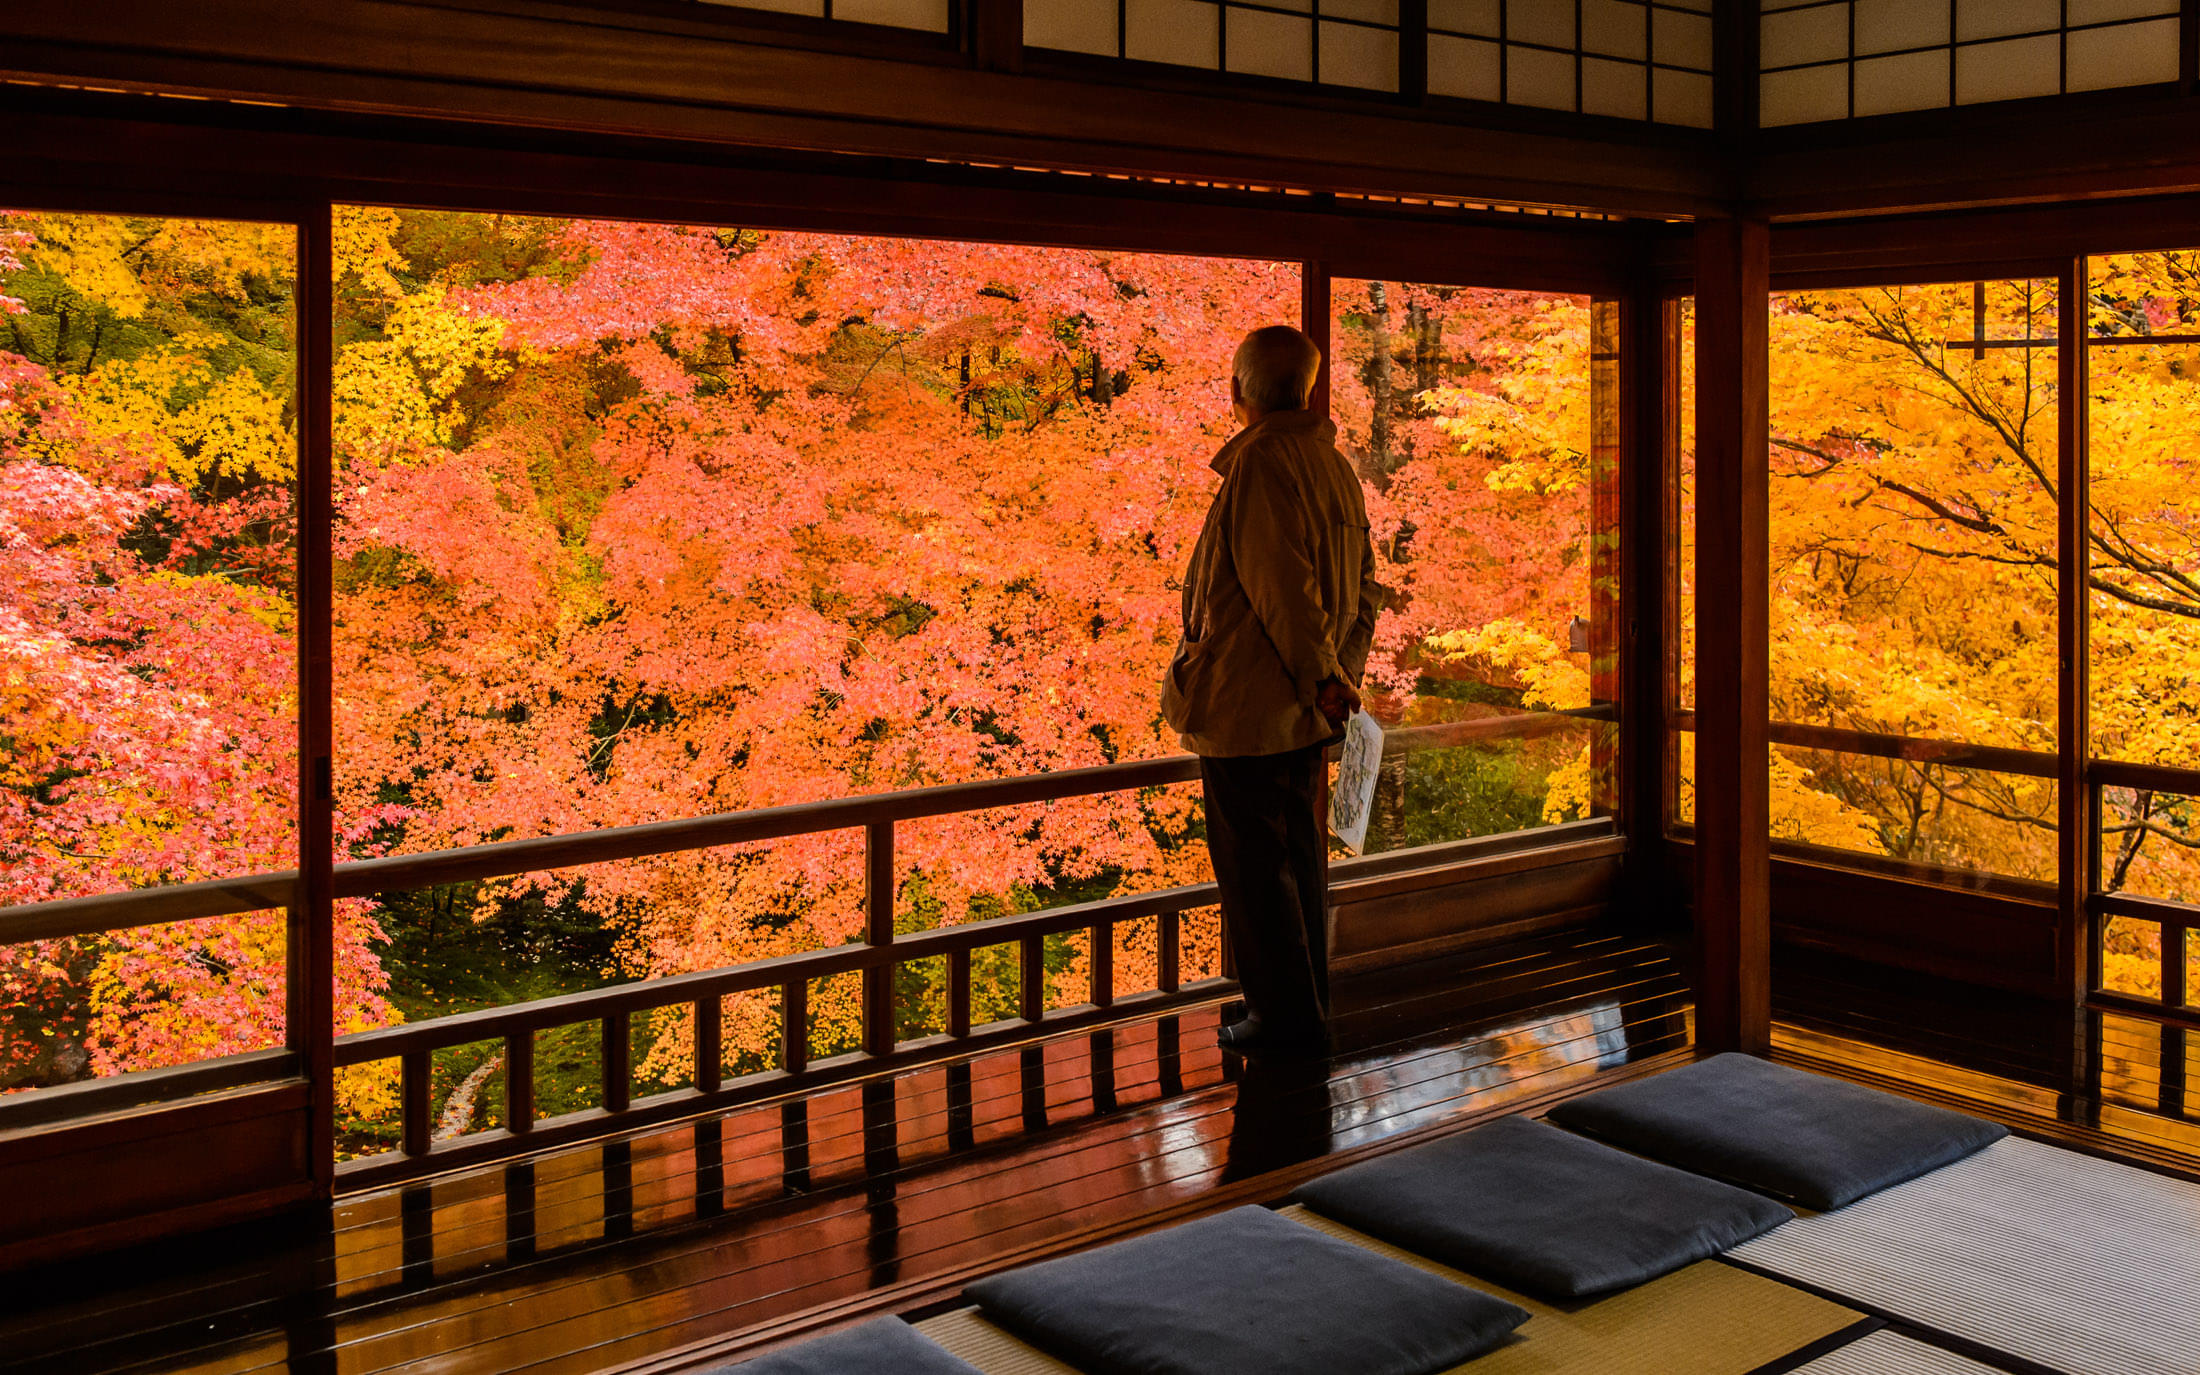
[1730,1136,2200,1375]
[918,1309,1080,1374]
[1788,1329,2013,1374]
[920,1205,1862,1375]
[1284,1207,1861,1375]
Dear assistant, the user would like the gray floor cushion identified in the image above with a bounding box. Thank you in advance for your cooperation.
[1289,1114,1794,1298]
[1545,1054,2007,1210]
[722,1316,982,1374]
[967,1204,1529,1375]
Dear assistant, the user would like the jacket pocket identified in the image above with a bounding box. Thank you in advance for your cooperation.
[1161,637,1208,732]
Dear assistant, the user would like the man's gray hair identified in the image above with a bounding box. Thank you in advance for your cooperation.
[1233,325,1322,412]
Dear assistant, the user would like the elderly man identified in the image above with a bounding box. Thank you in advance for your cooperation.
[1162,325,1381,1058]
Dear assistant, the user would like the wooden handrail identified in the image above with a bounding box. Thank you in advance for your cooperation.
[3,707,1611,945]
[8,703,1623,1183]
[1670,710,2060,780]
[330,879,1216,1065]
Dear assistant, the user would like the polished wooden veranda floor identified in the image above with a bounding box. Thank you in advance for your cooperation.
[0,927,1691,1375]
[7,926,2197,1375]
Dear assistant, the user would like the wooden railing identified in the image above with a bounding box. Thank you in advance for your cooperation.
[0,708,1616,1180]
[1667,709,2200,1045]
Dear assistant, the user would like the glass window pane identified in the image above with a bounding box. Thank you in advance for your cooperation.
[1331,281,1618,853]
[1770,282,2059,750]
[1771,746,2057,880]
[326,206,1300,1130]
[2101,788,2200,911]
[2,210,307,1096]
[1768,281,2059,879]
[2100,914,2167,999]
[2086,255,2200,770]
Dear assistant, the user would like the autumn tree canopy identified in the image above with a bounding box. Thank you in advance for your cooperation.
[11,208,2192,1132]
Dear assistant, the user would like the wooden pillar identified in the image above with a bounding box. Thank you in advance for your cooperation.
[2056,260,2095,1107]
[1691,216,1771,1056]
[1620,277,1672,916]
[966,0,1023,73]
[295,201,338,1191]
[1712,0,1761,142]
[1302,263,1332,418]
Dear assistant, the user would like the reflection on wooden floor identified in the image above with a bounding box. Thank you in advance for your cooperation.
[0,928,1691,1375]
[1773,948,2200,1178]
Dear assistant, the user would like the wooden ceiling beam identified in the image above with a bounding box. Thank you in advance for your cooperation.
[0,0,1727,219]
[1746,89,2200,220]
[0,89,1649,295]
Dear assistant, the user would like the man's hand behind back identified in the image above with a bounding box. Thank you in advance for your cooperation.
[1315,676,1361,728]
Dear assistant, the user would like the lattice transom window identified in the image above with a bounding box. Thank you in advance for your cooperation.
[1760,0,2181,127]
[1026,0,1406,91]
[1427,0,1715,127]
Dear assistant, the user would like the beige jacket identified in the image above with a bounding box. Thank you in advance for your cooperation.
[1160,410,1382,758]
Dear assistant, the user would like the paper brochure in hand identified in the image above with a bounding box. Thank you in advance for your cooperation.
[1329,711,1383,855]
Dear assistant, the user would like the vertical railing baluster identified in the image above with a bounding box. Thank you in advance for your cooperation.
[864,820,896,1056]
[1090,921,1114,1008]
[783,980,809,1075]
[1021,935,1045,1023]
[602,1012,630,1115]
[694,995,722,1094]
[401,1050,431,1158]
[1158,908,1180,993]
[949,946,972,1038]
[1219,918,1235,981]
[506,1030,535,1135]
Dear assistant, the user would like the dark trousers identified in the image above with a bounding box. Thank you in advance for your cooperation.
[1200,743,1329,1040]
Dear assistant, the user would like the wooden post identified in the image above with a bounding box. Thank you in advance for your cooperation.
[1302,262,1332,417]
[2057,260,2096,1107]
[1020,935,1045,1023]
[295,201,337,1192]
[693,995,722,1094]
[1590,295,1624,822]
[1713,0,1761,141]
[782,980,809,1075]
[505,1030,534,1134]
[400,1050,430,1158]
[602,1012,630,1114]
[1622,281,1672,906]
[948,947,972,1037]
[1691,216,1772,1057]
[1399,0,1429,104]
[863,820,896,1056]
[1090,921,1114,1007]
[967,0,1023,73]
